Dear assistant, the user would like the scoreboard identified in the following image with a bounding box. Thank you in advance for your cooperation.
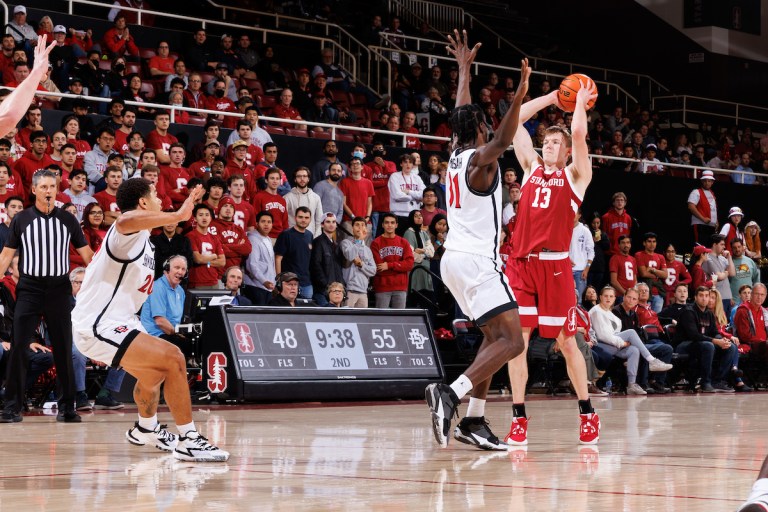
[199,306,444,401]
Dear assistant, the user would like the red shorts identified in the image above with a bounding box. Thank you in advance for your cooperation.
[506,256,577,338]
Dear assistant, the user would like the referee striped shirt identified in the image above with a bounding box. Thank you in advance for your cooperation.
[5,206,87,278]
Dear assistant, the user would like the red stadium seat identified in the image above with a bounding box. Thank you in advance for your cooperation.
[139,47,156,60]
[187,116,207,126]
[310,130,332,140]
[265,125,285,135]
[351,107,368,127]
[126,62,142,76]
[350,92,367,106]
[336,132,355,143]
[422,142,444,151]
[259,95,277,109]
[243,78,264,97]
[140,82,156,99]
[199,72,215,86]
[356,133,373,144]
[285,128,309,138]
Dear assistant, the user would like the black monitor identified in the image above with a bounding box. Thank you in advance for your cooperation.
[184,289,232,323]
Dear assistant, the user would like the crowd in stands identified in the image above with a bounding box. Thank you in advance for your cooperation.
[0,4,765,405]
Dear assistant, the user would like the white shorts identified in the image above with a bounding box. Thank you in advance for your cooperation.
[441,250,517,325]
[73,317,146,367]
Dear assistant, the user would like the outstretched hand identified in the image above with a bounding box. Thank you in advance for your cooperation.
[446,29,481,69]
[516,58,531,99]
[31,35,56,74]
[178,184,205,220]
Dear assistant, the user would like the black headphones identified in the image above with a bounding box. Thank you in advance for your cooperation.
[163,255,188,278]
[221,266,244,287]
[275,272,286,293]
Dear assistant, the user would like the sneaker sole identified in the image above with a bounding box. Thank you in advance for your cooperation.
[173,451,229,462]
[504,437,528,446]
[425,384,448,448]
[453,428,508,451]
[94,405,125,410]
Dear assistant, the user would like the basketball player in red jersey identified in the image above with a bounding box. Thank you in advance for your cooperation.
[425,30,531,450]
[505,79,600,445]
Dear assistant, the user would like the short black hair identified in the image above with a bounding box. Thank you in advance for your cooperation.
[381,212,397,223]
[450,104,485,146]
[96,127,115,139]
[618,235,630,243]
[116,177,152,212]
[295,206,311,216]
[193,203,214,217]
[642,232,657,241]
[30,130,47,142]
[256,210,273,222]
[5,195,23,208]
[68,169,88,182]
[0,138,11,149]
[206,177,226,191]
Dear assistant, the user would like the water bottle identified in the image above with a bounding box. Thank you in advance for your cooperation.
[604,378,613,394]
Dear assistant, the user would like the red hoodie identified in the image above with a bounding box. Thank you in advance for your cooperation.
[370,235,414,293]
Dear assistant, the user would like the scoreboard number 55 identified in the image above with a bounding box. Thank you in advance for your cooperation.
[372,329,396,348]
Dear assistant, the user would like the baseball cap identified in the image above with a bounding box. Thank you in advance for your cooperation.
[231,140,248,149]
[411,62,422,68]
[692,245,711,257]
[54,25,66,34]
[314,73,326,79]
[509,181,520,190]
[13,6,26,14]
[700,170,715,180]
[322,212,337,222]
[216,62,228,70]
[72,97,89,109]
[279,271,299,283]
[69,76,83,86]
[728,206,744,218]
[313,92,326,99]
[297,68,310,75]
[205,140,220,147]
[219,196,235,208]
[645,143,657,151]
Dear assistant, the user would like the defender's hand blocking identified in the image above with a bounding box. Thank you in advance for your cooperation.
[517,58,531,98]
[177,185,205,220]
[446,29,481,68]
[31,35,56,74]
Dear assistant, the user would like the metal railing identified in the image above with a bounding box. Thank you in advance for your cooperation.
[21,88,763,182]
[369,45,639,111]
[65,0,357,86]
[652,95,768,132]
[388,0,463,34]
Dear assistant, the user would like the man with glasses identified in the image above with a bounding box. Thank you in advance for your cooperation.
[148,41,174,78]
[84,127,116,194]
[182,72,206,109]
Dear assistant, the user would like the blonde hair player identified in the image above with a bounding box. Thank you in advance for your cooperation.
[503,75,601,445]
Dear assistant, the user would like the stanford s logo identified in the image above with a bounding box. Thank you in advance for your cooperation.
[113,325,129,334]
[234,322,254,353]
[206,352,228,393]
[565,307,578,335]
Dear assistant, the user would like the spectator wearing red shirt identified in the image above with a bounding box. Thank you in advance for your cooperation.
[186,204,226,288]
[183,72,207,110]
[93,166,123,225]
[252,168,288,241]
[210,196,252,272]
[225,121,264,168]
[253,142,289,195]
[100,14,139,58]
[367,142,397,238]
[339,157,374,235]
[663,243,692,305]
[148,42,174,77]
[206,78,237,124]
[400,111,422,149]
[112,107,136,155]
[689,245,715,291]
[0,35,15,80]
[159,143,190,209]
[733,282,768,360]
[420,186,446,228]
[139,164,172,211]
[188,140,220,182]
[203,177,226,216]
[224,140,258,200]
[634,232,668,313]
[227,175,256,232]
[370,213,414,308]
[720,206,745,249]
[15,130,55,197]
[609,235,637,300]
[601,192,632,256]
[274,88,307,130]
[17,106,44,151]
[145,112,178,165]
[688,170,718,244]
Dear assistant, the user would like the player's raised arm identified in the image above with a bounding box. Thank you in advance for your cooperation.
[568,77,598,187]
[473,58,530,168]
[446,29,481,108]
[115,184,205,234]
[0,35,55,136]
[512,90,559,172]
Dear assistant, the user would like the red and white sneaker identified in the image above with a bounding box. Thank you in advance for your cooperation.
[504,416,528,446]
[579,412,600,445]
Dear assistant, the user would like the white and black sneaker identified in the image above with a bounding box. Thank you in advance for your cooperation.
[425,383,460,448]
[126,422,179,452]
[174,431,229,462]
[453,416,508,451]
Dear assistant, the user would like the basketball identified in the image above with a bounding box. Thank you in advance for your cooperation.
[557,73,597,112]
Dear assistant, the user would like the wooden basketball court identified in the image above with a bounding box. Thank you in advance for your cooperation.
[0,393,761,511]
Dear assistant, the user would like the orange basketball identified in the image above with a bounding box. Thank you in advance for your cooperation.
[557,73,597,112]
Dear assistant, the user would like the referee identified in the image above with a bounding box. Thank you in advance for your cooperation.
[0,170,93,423]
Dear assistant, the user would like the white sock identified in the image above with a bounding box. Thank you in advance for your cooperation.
[466,398,486,418]
[138,414,158,431]
[646,356,656,362]
[450,375,473,400]
[177,421,196,438]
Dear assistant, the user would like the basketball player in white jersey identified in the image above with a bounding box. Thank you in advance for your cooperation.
[72,179,229,462]
[425,30,531,450]
[504,79,600,445]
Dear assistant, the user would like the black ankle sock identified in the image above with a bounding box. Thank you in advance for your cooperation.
[512,403,526,418]
[578,399,594,415]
